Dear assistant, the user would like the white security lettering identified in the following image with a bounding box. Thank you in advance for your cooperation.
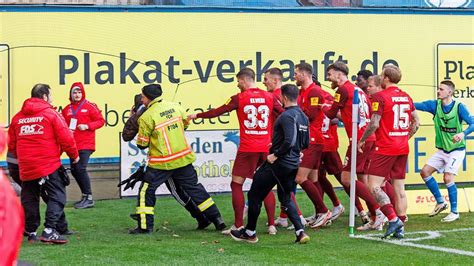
[18,117,44,124]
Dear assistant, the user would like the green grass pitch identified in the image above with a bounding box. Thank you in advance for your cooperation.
[19,190,474,265]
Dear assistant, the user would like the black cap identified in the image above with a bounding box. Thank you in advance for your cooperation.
[142,84,162,100]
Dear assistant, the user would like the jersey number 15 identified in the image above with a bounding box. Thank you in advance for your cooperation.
[392,104,410,130]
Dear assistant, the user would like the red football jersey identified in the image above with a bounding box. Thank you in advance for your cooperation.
[298,83,324,144]
[236,88,277,152]
[371,86,414,155]
[320,89,339,152]
[272,88,282,103]
[270,88,282,132]
[197,88,282,152]
[326,80,375,142]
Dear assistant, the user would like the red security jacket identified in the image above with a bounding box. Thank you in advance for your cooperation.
[0,129,23,266]
[8,98,79,181]
[61,82,105,151]
[0,171,24,266]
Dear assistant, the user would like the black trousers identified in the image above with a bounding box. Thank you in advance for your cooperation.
[7,162,21,185]
[70,149,93,195]
[246,162,303,232]
[135,164,221,230]
[164,178,206,222]
[21,168,68,233]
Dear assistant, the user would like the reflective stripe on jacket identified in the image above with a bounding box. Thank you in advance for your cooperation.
[137,98,195,170]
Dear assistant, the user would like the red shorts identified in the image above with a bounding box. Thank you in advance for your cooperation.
[363,142,376,175]
[320,151,343,175]
[367,153,408,180]
[342,141,374,174]
[300,144,323,170]
[232,151,268,178]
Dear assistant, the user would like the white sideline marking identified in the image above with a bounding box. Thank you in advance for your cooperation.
[354,228,474,257]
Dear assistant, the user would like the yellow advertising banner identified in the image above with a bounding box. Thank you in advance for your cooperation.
[465,187,474,210]
[0,9,473,185]
[405,188,472,215]
[437,43,474,112]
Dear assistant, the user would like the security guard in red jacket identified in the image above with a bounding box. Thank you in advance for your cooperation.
[62,82,105,209]
[0,127,23,264]
[8,84,79,244]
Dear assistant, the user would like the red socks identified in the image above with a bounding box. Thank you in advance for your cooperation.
[380,203,398,221]
[263,192,276,226]
[314,181,323,196]
[231,182,277,227]
[398,215,407,223]
[301,180,328,213]
[355,180,380,216]
[335,173,364,212]
[279,207,288,218]
[318,174,341,206]
[231,181,245,227]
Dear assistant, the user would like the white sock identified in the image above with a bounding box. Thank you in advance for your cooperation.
[295,229,304,236]
[245,229,256,236]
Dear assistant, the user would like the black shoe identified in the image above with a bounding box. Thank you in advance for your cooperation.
[39,228,68,244]
[74,195,95,209]
[230,228,258,244]
[196,218,212,230]
[27,233,39,244]
[128,227,153,234]
[295,232,310,244]
[213,216,226,231]
[130,213,139,221]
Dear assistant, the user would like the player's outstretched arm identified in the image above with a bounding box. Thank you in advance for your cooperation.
[358,113,381,152]
[408,110,420,139]
[324,87,347,119]
[414,100,436,115]
[190,95,239,120]
[324,97,342,119]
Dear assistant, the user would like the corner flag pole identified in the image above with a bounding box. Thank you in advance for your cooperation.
[349,90,359,237]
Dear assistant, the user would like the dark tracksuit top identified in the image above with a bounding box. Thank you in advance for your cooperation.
[270,105,310,169]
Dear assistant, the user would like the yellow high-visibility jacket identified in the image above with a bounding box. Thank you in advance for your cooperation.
[137,98,195,170]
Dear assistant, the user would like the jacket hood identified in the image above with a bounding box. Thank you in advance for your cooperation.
[69,82,87,103]
[21,98,52,116]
